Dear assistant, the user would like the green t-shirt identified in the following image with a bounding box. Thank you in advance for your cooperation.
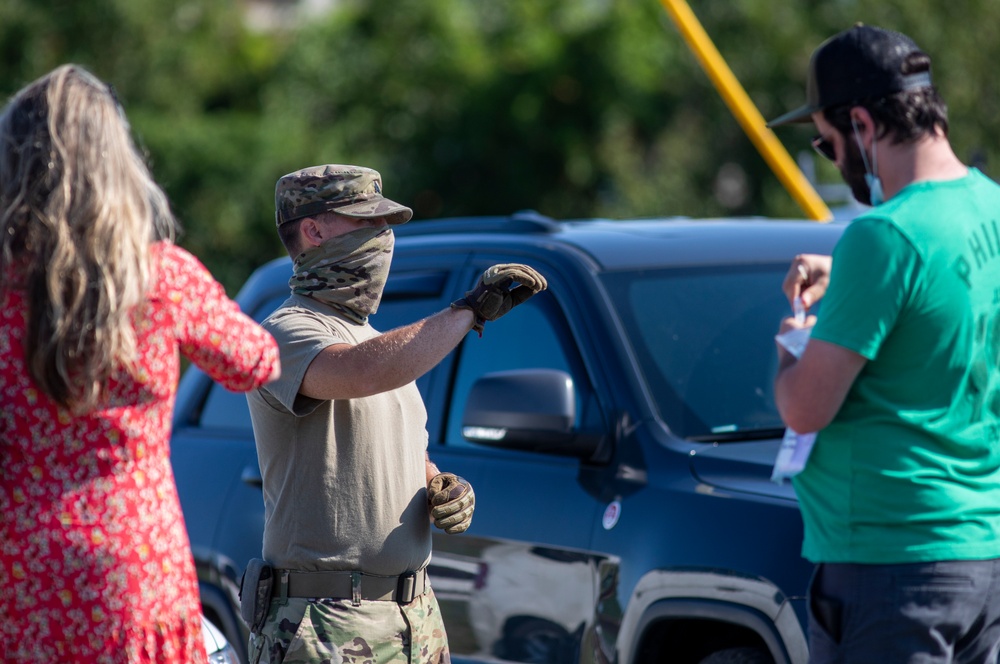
[794,168,1000,564]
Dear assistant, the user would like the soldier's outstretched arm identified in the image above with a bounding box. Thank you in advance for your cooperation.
[300,306,475,400]
[300,263,546,401]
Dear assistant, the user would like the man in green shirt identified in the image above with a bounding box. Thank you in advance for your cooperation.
[770,24,1000,663]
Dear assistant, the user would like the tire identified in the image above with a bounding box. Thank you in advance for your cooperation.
[199,582,249,664]
[495,617,571,664]
[698,646,774,664]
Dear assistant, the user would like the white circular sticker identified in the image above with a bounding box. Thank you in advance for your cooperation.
[602,500,621,530]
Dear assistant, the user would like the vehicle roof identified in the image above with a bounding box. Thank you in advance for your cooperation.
[394,213,845,271]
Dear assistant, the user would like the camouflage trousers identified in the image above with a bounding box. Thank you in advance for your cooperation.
[248,587,450,664]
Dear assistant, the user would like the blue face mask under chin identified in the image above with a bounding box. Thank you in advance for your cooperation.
[865,173,884,206]
[852,118,884,206]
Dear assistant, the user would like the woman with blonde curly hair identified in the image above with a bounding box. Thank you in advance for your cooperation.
[0,64,280,662]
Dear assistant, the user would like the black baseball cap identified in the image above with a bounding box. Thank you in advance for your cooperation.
[767,24,932,127]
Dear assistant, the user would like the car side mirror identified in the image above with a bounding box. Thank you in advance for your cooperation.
[462,369,599,458]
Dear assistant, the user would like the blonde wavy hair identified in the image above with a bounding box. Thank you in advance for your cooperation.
[0,64,177,411]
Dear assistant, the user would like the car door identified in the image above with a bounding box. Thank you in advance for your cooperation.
[426,255,610,664]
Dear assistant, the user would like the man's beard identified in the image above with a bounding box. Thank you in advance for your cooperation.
[841,134,873,206]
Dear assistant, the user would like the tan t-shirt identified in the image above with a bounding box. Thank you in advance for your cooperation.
[246,294,432,574]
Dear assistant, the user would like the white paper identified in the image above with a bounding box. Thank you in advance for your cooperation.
[775,326,812,359]
[770,428,817,483]
[772,301,817,483]
[793,295,806,325]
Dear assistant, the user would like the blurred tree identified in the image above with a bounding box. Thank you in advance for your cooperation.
[1,0,997,291]
[257,0,1000,225]
[0,0,285,289]
[261,0,719,220]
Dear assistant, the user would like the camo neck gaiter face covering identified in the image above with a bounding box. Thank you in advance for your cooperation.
[289,225,394,324]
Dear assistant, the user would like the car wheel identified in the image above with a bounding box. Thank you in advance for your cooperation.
[199,582,249,664]
[495,616,572,664]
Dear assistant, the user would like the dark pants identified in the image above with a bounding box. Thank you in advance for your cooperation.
[808,560,1000,664]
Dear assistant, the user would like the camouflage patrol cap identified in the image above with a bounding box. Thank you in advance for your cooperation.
[274,164,413,226]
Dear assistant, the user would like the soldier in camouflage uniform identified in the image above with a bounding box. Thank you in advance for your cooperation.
[244,164,547,663]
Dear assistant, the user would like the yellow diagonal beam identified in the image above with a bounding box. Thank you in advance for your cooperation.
[659,0,832,221]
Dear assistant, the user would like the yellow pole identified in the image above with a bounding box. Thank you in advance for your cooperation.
[658,0,832,221]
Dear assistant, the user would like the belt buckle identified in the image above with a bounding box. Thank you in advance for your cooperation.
[351,571,362,607]
[396,571,417,604]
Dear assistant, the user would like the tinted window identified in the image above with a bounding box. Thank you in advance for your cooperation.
[197,293,287,431]
[445,295,577,447]
[603,264,798,440]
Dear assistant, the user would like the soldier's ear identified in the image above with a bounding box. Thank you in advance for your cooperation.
[300,217,325,247]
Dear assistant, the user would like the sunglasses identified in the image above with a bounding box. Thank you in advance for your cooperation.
[811,135,836,161]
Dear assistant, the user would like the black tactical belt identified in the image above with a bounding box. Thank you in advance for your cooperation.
[271,567,428,605]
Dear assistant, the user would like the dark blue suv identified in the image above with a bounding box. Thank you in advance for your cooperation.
[171,212,844,664]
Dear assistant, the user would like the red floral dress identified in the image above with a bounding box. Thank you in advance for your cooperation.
[0,243,279,663]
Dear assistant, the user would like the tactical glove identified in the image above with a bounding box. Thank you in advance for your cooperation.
[427,472,475,534]
[451,263,547,334]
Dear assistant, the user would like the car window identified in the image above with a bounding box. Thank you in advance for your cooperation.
[197,292,288,431]
[197,272,446,431]
[367,294,445,399]
[444,294,579,448]
[602,263,799,440]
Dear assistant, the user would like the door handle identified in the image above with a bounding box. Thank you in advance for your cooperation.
[241,465,263,488]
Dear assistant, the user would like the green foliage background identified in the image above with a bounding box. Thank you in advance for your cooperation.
[1,0,997,291]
